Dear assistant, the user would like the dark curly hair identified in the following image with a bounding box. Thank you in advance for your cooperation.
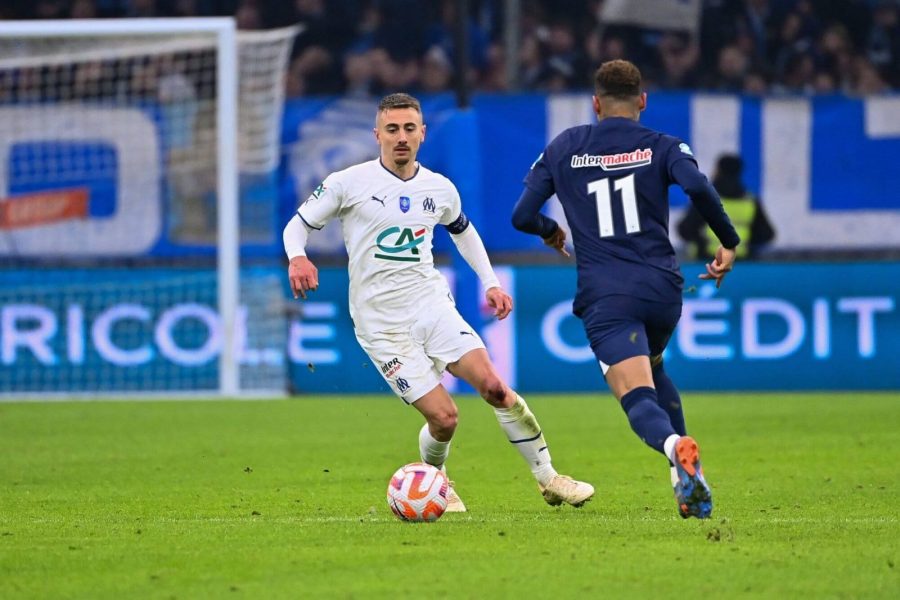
[594,60,642,99]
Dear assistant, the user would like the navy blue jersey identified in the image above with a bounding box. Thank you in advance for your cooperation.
[521,117,737,315]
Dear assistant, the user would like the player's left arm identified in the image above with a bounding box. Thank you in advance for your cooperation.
[670,160,739,247]
[669,146,741,288]
[443,213,511,320]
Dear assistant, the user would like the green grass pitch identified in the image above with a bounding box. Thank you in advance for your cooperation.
[1,393,898,598]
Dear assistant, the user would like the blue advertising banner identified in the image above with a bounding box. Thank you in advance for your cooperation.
[282,93,900,255]
[0,267,381,395]
[3,93,897,260]
[513,262,900,391]
[2,263,896,395]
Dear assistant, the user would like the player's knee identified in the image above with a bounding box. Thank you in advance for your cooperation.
[478,375,508,407]
[430,408,458,438]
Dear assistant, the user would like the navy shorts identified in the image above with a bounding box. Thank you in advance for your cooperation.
[579,295,682,374]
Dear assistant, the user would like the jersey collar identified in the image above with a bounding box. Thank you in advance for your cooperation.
[379,158,420,182]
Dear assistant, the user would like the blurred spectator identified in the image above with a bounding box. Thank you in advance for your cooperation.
[678,153,775,261]
[369,47,419,92]
[72,61,112,100]
[419,46,454,93]
[425,0,490,74]
[343,51,375,97]
[235,1,263,30]
[770,5,818,80]
[285,0,358,95]
[851,55,890,95]
[655,32,701,89]
[743,70,769,94]
[585,32,628,67]
[34,0,68,18]
[866,0,900,88]
[479,42,508,91]
[812,70,837,94]
[70,0,99,18]
[739,0,776,63]
[519,33,544,89]
[372,0,429,62]
[520,19,588,91]
[711,44,750,92]
[124,0,159,18]
[774,51,817,94]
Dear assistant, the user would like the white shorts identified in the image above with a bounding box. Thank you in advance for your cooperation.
[355,303,485,404]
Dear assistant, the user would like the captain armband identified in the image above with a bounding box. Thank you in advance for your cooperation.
[443,211,470,235]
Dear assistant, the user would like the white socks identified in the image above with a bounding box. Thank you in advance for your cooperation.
[494,395,557,486]
[419,424,451,469]
[664,434,681,487]
[663,434,680,465]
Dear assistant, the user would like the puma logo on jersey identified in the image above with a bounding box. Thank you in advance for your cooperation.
[370,195,386,206]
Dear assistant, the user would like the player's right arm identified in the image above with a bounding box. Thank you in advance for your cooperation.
[511,143,570,258]
[283,175,344,299]
[511,187,570,257]
[284,220,317,300]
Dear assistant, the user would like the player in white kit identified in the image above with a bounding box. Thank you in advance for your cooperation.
[283,93,593,511]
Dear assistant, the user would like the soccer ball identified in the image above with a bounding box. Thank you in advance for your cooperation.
[386,462,449,522]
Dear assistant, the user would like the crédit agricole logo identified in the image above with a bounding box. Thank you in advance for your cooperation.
[374,226,426,262]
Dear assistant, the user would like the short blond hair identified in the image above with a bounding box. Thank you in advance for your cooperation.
[378,93,422,114]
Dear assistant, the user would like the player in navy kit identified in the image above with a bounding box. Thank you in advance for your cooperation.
[511,60,740,519]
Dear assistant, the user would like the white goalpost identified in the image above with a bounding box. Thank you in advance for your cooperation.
[0,19,297,398]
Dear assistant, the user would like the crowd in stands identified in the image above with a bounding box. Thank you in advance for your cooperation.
[3,0,899,97]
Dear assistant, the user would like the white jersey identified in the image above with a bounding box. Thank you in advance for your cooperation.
[297,159,464,334]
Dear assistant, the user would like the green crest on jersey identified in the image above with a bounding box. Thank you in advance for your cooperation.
[374,226,426,262]
[305,182,326,205]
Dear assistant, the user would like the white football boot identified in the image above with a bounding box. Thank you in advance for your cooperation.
[445,481,467,512]
[539,475,595,507]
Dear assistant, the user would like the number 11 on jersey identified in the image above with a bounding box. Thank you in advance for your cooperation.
[588,173,640,237]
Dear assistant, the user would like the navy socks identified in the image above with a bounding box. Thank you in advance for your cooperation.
[620,386,678,455]
[652,365,686,436]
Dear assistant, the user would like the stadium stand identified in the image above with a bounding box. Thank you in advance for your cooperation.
[2,0,898,96]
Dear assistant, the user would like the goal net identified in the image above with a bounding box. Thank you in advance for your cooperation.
[0,19,297,398]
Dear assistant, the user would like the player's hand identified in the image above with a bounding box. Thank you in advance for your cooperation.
[699,245,736,289]
[542,227,570,258]
[485,286,513,320]
[288,256,319,299]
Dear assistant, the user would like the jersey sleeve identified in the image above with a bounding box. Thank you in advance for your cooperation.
[522,142,557,198]
[438,178,464,226]
[663,136,699,183]
[670,155,742,249]
[296,173,343,230]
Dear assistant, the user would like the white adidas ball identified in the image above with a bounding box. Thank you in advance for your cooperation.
[386,462,449,522]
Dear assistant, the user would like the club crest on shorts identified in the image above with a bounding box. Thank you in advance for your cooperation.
[399,196,410,213]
